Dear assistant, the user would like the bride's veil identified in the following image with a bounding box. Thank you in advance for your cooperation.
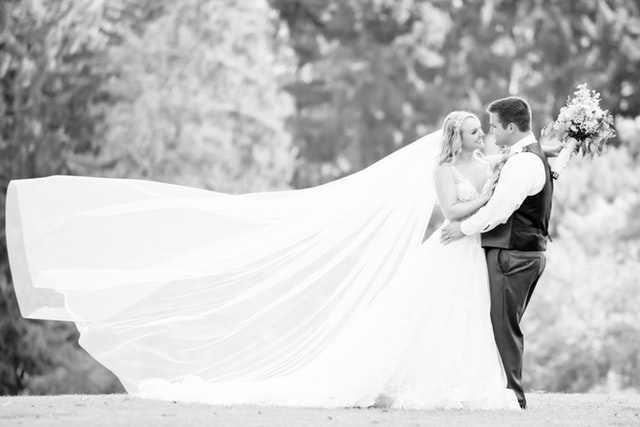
[6,130,442,393]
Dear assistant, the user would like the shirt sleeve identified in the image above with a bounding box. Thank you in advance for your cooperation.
[460,152,546,235]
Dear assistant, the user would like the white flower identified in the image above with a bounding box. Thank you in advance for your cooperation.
[550,83,615,157]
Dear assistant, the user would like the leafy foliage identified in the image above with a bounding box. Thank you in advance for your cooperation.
[524,145,640,393]
[78,0,296,193]
[0,0,123,395]
[271,0,640,186]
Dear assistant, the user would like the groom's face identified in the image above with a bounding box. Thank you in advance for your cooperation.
[489,112,510,147]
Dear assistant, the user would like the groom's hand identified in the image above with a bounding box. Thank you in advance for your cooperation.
[440,222,465,245]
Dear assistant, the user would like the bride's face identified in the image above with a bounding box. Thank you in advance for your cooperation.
[459,117,485,152]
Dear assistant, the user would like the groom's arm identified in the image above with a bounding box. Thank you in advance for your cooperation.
[459,153,545,235]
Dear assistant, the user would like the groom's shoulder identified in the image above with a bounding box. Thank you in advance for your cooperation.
[505,150,545,172]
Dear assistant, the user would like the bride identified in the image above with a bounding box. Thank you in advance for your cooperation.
[6,111,556,410]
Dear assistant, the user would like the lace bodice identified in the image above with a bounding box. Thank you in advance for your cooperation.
[450,163,491,203]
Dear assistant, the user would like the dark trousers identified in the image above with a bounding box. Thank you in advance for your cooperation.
[485,248,546,408]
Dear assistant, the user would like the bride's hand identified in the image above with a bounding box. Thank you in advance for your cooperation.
[539,121,566,157]
[480,173,500,203]
[544,140,566,157]
[539,121,555,144]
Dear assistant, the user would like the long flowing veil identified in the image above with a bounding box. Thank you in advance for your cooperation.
[6,130,442,399]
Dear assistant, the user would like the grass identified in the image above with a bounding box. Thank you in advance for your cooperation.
[1,392,639,426]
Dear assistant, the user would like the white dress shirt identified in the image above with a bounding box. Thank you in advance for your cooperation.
[460,133,546,235]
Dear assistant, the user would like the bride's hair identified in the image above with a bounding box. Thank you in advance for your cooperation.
[437,111,478,165]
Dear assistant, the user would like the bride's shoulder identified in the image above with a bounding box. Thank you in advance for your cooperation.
[433,162,454,174]
[433,162,457,182]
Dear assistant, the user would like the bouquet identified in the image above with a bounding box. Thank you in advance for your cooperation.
[547,83,615,179]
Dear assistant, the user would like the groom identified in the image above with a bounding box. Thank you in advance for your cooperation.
[440,96,553,409]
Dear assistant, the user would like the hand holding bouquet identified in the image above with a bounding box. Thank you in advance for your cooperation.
[547,84,616,179]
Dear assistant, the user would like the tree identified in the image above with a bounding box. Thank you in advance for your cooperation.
[0,0,123,394]
[75,0,296,194]
[271,0,640,187]
[271,0,456,187]
[524,144,640,393]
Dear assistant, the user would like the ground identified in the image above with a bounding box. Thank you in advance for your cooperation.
[1,393,639,426]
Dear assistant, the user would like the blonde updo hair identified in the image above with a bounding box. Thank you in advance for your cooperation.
[437,111,478,165]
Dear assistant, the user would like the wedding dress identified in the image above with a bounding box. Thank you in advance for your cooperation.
[6,130,519,409]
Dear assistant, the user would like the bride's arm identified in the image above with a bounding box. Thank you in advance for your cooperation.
[434,165,492,221]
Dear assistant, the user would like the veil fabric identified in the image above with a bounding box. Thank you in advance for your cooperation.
[6,131,443,400]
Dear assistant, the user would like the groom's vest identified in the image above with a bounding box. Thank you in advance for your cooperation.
[481,143,553,252]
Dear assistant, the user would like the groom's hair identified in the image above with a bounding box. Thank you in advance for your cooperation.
[487,97,531,132]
